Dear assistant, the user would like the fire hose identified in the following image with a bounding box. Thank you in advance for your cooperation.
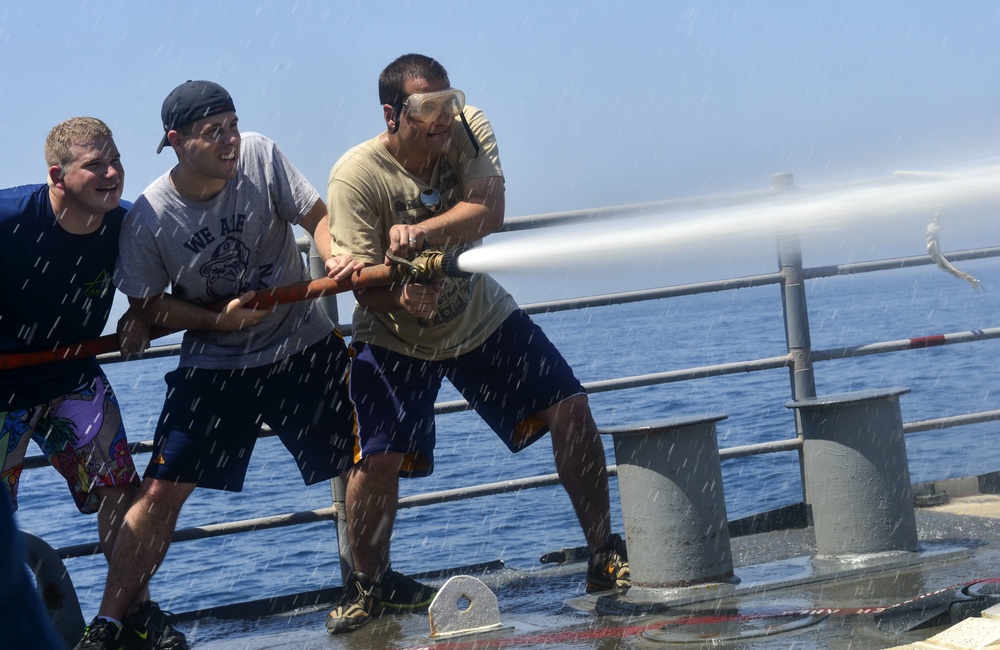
[0,248,467,372]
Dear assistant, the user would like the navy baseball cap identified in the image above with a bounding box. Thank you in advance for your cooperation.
[156,80,236,153]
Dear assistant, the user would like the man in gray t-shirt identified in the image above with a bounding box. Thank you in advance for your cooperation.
[117,131,333,369]
[72,80,361,650]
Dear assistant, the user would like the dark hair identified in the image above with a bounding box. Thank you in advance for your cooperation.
[378,53,479,155]
[378,54,449,108]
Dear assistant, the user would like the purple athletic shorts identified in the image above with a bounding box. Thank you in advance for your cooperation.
[350,310,584,477]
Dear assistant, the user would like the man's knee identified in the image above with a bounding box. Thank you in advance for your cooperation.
[351,453,405,483]
[135,478,196,513]
[93,482,138,509]
[545,395,596,433]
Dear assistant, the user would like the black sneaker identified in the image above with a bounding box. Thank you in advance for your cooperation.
[73,618,124,650]
[380,567,436,611]
[121,601,189,649]
[326,572,382,634]
[586,533,631,593]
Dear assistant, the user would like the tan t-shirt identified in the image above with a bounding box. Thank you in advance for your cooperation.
[328,107,518,360]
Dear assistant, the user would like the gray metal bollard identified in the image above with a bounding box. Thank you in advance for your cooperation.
[786,388,918,557]
[605,415,733,588]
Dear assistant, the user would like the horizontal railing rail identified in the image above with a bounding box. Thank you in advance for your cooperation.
[54,467,619,560]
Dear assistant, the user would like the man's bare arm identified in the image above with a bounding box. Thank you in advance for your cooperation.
[387,175,504,255]
[300,198,364,280]
[127,291,269,332]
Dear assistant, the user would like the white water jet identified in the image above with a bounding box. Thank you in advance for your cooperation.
[458,165,1000,276]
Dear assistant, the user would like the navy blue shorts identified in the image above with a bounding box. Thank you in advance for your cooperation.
[145,333,357,490]
[350,310,584,477]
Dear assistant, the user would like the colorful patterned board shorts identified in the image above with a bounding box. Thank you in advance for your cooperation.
[0,372,138,513]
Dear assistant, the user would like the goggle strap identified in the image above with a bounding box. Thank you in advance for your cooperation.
[390,100,404,134]
[459,111,480,159]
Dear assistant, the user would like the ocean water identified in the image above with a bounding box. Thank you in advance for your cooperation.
[13,257,1000,619]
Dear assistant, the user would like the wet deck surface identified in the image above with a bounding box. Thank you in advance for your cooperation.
[175,487,1000,649]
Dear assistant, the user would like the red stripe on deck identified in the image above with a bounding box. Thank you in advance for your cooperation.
[408,622,664,649]
[909,335,946,348]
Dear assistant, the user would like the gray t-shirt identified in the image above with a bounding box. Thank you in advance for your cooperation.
[114,132,332,369]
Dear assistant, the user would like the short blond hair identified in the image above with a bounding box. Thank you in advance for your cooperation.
[44,117,113,169]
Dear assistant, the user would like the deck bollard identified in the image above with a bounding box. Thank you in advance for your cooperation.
[605,415,733,588]
[786,388,918,557]
[22,530,85,646]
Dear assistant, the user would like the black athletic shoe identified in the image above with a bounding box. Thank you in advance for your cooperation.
[380,567,436,611]
[326,572,383,634]
[73,618,124,650]
[586,533,631,593]
[121,601,189,649]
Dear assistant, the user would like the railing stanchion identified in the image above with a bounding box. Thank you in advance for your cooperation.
[773,171,817,513]
[309,238,354,584]
[306,238,341,325]
[330,475,354,583]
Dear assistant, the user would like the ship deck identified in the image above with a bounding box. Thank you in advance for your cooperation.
[172,476,1000,649]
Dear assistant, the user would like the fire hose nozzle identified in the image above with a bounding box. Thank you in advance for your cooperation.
[388,246,472,282]
[439,245,472,278]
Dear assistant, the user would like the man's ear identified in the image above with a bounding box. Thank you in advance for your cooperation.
[48,165,64,188]
[383,104,396,131]
[166,130,183,149]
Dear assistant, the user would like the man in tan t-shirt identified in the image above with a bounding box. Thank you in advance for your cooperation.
[325,53,631,634]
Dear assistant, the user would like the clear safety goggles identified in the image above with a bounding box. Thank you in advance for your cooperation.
[403,88,466,122]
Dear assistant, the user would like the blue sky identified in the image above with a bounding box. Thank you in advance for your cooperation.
[4,1,1000,306]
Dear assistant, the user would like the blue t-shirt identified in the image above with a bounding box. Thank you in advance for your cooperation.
[0,184,130,410]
